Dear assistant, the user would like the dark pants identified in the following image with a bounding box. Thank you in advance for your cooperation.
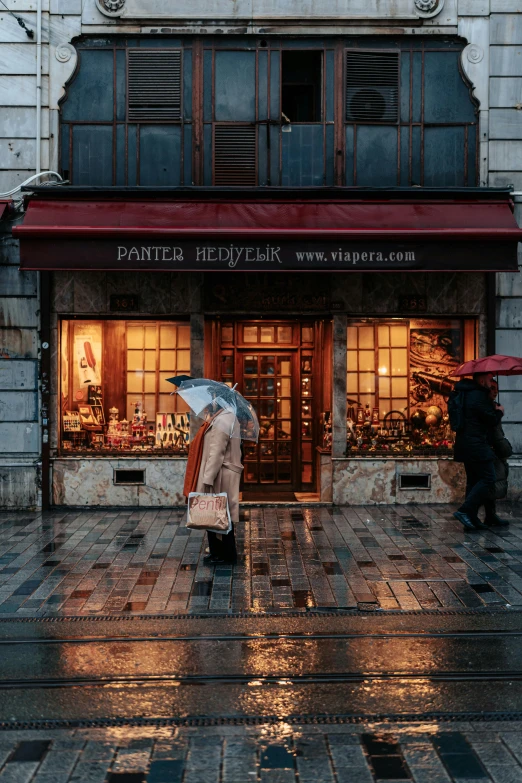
[208,524,237,563]
[460,460,496,519]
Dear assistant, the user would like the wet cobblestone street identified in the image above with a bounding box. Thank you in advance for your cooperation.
[0,722,521,782]
[0,504,521,615]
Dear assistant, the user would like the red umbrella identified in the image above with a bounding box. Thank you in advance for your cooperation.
[452,354,522,377]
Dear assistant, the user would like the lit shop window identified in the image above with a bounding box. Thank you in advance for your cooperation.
[346,319,477,454]
[59,320,190,454]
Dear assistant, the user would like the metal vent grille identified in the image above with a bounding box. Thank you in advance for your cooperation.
[128,50,182,122]
[214,125,257,186]
[346,50,399,123]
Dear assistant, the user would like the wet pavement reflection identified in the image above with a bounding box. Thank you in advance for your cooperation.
[0,503,521,614]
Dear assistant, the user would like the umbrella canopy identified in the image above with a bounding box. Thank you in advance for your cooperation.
[166,377,260,442]
[452,354,522,377]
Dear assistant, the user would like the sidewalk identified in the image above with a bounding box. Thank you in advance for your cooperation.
[0,504,521,615]
[0,722,520,783]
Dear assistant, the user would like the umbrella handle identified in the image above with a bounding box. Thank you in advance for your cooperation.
[231,383,238,390]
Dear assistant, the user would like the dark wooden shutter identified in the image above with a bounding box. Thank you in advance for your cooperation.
[213,125,257,186]
[345,51,399,123]
[128,50,182,121]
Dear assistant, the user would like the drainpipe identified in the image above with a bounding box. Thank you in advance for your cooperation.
[35,0,42,174]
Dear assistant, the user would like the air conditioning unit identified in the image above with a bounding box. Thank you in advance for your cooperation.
[346,51,399,123]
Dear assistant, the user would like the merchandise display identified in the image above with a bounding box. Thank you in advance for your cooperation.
[59,319,191,455]
[343,317,475,458]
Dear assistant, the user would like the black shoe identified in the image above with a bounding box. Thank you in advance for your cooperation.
[203,554,223,565]
[485,514,509,527]
[472,518,489,530]
[453,510,477,530]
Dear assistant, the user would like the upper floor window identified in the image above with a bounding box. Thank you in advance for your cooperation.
[282,51,323,123]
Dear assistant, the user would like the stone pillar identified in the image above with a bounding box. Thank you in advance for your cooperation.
[332,314,347,458]
[189,311,205,441]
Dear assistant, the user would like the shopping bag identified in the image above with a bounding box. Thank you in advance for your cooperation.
[187,491,232,534]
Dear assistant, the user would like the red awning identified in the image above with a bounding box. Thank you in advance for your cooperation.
[14,191,522,272]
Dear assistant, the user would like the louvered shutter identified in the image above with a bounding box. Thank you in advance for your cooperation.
[128,50,182,122]
[345,51,399,123]
[213,125,257,186]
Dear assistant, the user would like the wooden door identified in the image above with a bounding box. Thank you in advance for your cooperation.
[217,320,319,495]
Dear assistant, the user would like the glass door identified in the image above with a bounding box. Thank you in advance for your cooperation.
[241,353,295,488]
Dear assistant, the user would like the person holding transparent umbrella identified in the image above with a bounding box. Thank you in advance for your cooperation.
[168,376,260,566]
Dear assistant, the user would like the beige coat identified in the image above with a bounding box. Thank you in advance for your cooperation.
[195,410,243,523]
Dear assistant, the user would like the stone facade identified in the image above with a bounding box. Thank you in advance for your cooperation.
[0,0,520,507]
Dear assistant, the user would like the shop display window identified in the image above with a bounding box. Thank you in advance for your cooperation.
[59,320,190,455]
[345,319,477,457]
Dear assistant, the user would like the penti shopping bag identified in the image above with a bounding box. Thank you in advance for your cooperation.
[187,492,232,534]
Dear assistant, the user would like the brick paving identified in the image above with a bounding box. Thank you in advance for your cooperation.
[0,723,520,782]
[0,504,521,614]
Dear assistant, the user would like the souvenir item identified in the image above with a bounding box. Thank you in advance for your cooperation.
[63,411,81,432]
[78,404,97,427]
[88,385,103,405]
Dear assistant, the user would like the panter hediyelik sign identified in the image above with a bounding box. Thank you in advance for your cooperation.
[22,238,517,271]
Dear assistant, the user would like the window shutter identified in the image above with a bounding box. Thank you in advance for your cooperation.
[128,50,182,121]
[213,125,257,186]
[345,51,399,123]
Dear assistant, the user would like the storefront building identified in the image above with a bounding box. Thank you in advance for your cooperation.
[1,0,522,508]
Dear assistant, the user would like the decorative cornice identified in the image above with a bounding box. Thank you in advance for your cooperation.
[414,0,445,18]
[96,0,126,17]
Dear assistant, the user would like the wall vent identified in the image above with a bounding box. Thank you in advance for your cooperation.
[214,125,257,186]
[399,474,431,490]
[345,50,399,123]
[114,469,146,485]
[128,50,182,121]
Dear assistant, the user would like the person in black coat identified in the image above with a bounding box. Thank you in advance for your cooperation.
[453,372,504,531]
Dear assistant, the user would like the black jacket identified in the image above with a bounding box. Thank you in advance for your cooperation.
[453,379,503,463]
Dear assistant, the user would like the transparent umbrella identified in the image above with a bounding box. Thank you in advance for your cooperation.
[167,377,260,442]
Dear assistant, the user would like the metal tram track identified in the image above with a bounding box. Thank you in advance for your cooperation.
[0,671,522,689]
[2,628,522,644]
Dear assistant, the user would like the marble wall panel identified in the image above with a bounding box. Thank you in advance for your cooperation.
[456,273,486,314]
[0,298,38,328]
[498,297,522,328]
[0,236,20,266]
[396,459,465,504]
[139,273,172,314]
[52,271,74,313]
[52,458,187,507]
[497,328,522,356]
[0,422,39,453]
[506,463,522,502]
[318,452,333,502]
[502,423,522,453]
[73,272,107,313]
[427,273,458,314]
[333,458,396,504]
[0,268,37,297]
[330,273,363,313]
[0,466,39,510]
[0,392,37,422]
[497,270,522,298]
[0,360,37,390]
[333,458,466,505]
[497,391,522,421]
[361,274,402,314]
[0,328,38,359]
[332,314,347,458]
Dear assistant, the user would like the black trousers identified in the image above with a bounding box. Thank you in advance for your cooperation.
[208,524,237,563]
[460,460,496,519]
